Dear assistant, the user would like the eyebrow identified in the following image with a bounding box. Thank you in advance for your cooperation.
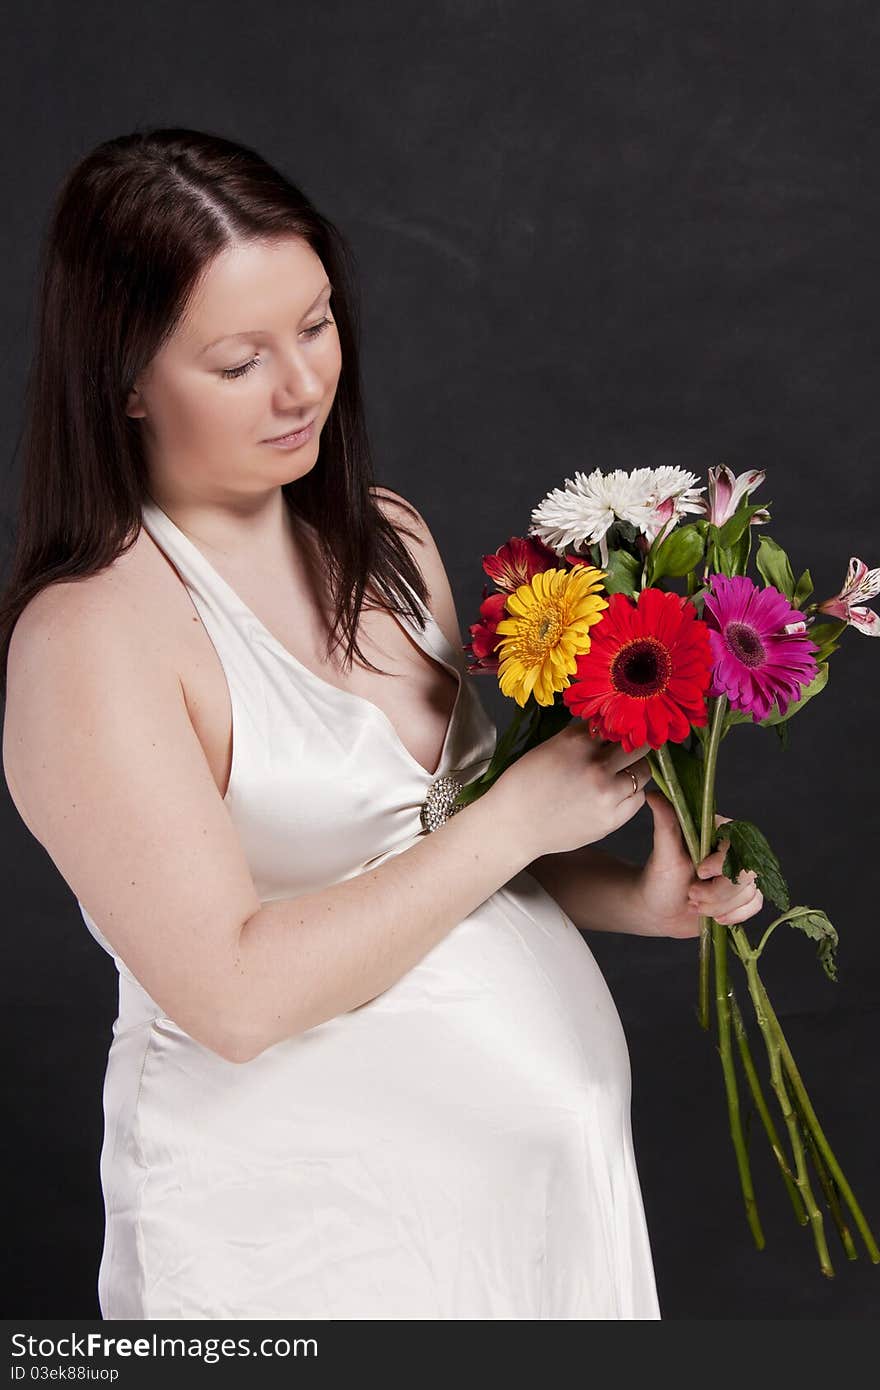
[198,279,333,355]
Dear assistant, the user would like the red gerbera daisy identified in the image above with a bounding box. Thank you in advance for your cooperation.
[562,587,714,750]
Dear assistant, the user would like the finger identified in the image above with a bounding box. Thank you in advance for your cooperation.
[691,882,762,917]
[712,889,763,926]
[602,741,652,776]
[613,760,651,802]
[695,863,757,889]
[689,872,756,906]
[574,721,611,751]
[694,872,757,904]
[695,841,730,878]
[696,811,736,875]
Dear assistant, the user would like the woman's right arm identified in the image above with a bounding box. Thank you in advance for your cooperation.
[233,787,531,1060]
[1,584,535,1064]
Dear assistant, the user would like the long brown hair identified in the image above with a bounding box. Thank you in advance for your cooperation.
[0,126,429,703]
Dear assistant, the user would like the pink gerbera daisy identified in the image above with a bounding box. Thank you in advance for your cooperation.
[702,574,820,720]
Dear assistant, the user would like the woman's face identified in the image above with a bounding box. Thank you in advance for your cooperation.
[126,236,342,500]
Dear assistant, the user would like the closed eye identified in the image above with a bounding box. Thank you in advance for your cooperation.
[220,317,334,380]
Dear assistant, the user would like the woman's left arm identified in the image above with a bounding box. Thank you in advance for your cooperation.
[526,791,764,939]
[527,843,653,935]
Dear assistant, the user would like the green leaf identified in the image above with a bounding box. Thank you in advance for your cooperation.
[716,502,770,550]
[647,524,705,584]
[714,818,791,913]
[807,619,847,663]
[457,695,547,806]
[600,547,641,597]
[707,530,734,578]
[792,568,814,608]
[475,699,532,783]
[718,664,827,737]
[754,534,797,600]
[722,705,758,733]
[773,719,790,750]
[666,740,705,840]
[730,521,754,577]
[757,662,828,725]
[614,519,640,547]
[781,906,839,983]
[532,700,573,746]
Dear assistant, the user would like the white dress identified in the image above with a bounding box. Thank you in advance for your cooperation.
[77,497,661,1320]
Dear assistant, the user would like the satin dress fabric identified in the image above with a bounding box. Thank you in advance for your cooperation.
[77,496,661,1320]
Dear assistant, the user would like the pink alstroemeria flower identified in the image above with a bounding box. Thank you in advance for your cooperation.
[816,557,880,637]
[702,464,772,529]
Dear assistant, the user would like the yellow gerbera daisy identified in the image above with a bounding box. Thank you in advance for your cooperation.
[493,565,609,707]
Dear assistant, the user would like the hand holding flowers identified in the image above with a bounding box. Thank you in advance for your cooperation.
[456,462,879,1276]
[638,801,763,939]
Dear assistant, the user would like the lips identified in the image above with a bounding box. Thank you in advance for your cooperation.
[263,416,318,442]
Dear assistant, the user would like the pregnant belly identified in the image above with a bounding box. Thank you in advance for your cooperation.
[116,870,641,1318]
[132,869,632,1175]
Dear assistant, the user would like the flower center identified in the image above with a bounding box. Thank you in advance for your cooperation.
[610,636,671,699]
[724,620,765,668]
[528,608,564,657]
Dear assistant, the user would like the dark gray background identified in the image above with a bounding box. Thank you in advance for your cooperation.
[2,0,879,1320]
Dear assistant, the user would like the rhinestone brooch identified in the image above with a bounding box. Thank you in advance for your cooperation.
[420,773,465,833]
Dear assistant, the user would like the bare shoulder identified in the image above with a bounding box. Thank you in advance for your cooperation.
[6,535,172,696]
[3,535,183,829]
[370,486,465,650]
[1,537,261,1057]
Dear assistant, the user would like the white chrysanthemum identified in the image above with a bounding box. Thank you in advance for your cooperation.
[650,466,706,512]
[528,468,659,568]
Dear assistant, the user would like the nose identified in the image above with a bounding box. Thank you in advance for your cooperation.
[274,346,325,409]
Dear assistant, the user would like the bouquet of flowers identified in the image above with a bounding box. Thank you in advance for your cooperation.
[454,463,879,1276]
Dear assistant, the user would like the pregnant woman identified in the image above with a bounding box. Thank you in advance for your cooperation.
[1,127,761,1320]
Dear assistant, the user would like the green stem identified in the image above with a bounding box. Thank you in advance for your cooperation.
[697,922,712,1035]
[698,696,728,1035]
[650,742,712,1031]
[715,934,765,1249]
[654,699,763,1247]
[736,948,834,1276]
[739,953,880,1265]
[453,700,537,808]
[653,705,761,1245]
[651,744,700,860]
[729,986,808,1226]
[754,916,786,958]
[790,1085,859,1260]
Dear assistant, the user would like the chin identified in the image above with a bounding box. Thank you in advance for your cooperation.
[277,448,320,485]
